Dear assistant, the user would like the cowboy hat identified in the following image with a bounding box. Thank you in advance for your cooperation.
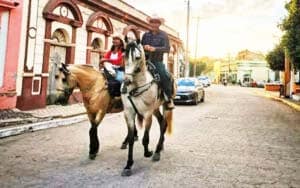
[112,34,124,41]
[111,34,125,46]
[146,14,165,24]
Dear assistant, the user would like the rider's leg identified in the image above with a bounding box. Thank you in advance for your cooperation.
[103,62,116,77]
[153,62,174,109]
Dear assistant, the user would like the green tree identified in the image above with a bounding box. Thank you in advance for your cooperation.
[189,58,209,76]
[266,43,285,71]
[188,57,216,76]
[280,0,300,70]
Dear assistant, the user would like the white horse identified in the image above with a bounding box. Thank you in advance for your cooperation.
[120,39,174,176]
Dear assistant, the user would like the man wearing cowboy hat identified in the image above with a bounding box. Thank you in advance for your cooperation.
[142,14,174,109]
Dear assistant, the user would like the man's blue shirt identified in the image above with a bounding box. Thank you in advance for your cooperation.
[141,30,170,62]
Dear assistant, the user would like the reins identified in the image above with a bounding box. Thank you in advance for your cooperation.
[123,41,158,116]
[128,80,155,97]
[125,80,156,117]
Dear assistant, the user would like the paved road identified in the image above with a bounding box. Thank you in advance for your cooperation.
[0,85,299,187]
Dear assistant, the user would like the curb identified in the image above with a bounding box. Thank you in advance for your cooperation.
[0,114,88,139]
[254,91,300,112]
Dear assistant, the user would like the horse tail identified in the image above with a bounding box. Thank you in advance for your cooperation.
[165,109,173,135]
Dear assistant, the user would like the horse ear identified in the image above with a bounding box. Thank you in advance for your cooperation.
[61,63,70,75]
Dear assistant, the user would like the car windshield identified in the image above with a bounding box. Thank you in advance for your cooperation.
[198,76,208,80]
[177,79,195,86]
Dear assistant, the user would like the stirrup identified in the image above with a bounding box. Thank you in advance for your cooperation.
[166,99,175,110]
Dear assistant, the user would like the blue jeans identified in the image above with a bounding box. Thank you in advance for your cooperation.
[115,69,124,82]
[152,61,172,98]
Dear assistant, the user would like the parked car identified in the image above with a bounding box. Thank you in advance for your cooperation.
[256,81,266,88]
[197,76,211,87]
[174,77,205,105]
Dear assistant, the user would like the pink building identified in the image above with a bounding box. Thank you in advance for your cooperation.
[0,0,22,109]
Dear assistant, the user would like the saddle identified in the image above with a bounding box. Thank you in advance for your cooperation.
[100,68,123,113]
[146,61,175,100]
[102,68,122,97]
[146,61,161,83]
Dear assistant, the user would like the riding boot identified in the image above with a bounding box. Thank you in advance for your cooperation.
[163,93,175,110]
[167,99,175,109]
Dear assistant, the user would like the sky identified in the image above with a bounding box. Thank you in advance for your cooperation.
[123,0,288,58]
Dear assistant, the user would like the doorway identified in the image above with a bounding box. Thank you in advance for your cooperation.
[47,29,68,104]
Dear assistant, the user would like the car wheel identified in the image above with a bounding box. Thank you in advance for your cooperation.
[200,93,205,102]
[192,94,198,105]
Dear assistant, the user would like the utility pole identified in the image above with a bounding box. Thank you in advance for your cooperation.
[185,0,190,77]
[228,53,231,81]
[193,16,200,77]
[284,48,291,97]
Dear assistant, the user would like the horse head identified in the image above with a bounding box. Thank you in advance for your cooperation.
[124,39,146,84]
[55,63,76,105]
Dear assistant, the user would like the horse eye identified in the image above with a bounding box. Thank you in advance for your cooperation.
[62,78,67,82]
[55,75,59,79]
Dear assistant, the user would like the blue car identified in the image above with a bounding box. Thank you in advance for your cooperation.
[174,77,205,105]
[197,76,211,87]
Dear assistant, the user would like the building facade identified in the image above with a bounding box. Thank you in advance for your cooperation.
[0,0,23,109]
[15,0,184,110]
[220,50,275,84]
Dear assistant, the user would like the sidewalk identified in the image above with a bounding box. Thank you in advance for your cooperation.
[0,103,88,138]
[253,88,300,111]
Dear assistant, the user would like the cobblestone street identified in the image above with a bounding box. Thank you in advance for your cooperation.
[0,85,299,187]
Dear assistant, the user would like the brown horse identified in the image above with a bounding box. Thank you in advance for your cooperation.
[55,64,136,160]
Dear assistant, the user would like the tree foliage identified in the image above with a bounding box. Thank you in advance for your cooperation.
[280,0,300,70]
[188,57,214,76]
[266,43,285,71]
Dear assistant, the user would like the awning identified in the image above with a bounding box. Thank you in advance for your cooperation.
[0,0,19,9]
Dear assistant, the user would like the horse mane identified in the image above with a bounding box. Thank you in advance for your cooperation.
[71,64,98,72]
[125,41,138,58]
[66,64,105,90]
[68,64,100,76]
[124,41,147,73]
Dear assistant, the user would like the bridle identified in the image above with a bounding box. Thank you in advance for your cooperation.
[122,41,157,116]
[124,42,144,77]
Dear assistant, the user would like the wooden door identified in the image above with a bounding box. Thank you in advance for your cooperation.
[47,45,66,104]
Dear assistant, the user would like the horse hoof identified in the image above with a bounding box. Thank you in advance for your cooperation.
[120,143,127,149]
[89,153,97,160]
[144,151,153,158]
[121,169,132,176]
[152,153,160,161]
[134,136,138,141]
